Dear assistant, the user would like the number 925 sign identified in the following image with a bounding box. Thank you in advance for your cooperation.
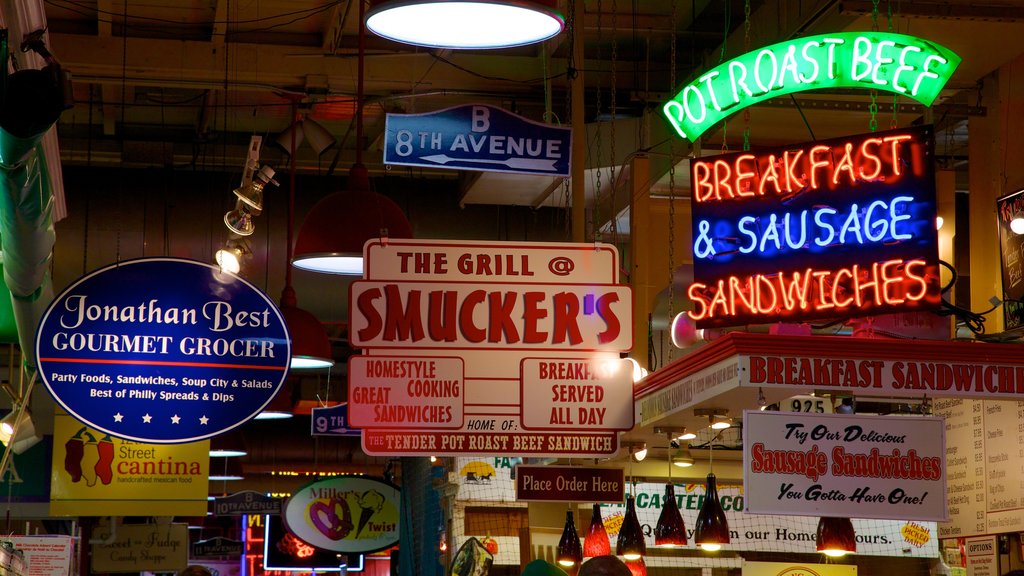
[779,395,834,413]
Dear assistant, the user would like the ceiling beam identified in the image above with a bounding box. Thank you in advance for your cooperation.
[840,0,1024,22]
[212,0,227,44]
[97,0,112,36]
[322,0,352,54]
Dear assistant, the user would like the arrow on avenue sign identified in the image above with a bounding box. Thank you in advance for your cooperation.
[419,154,558,172]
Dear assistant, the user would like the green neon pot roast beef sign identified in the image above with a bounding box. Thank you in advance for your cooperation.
[662,31,961,140]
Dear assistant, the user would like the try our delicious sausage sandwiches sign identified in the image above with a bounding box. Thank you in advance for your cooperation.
[36,258,291,443]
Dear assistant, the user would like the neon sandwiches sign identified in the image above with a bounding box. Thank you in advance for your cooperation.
[662,32,961,140]
[687,125,941,328]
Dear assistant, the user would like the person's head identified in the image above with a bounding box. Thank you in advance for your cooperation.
[578,556,631,576]
[178,566,212,576]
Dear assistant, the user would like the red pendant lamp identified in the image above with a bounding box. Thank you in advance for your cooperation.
[817,517,856,557]
[582,504,611,557]
[615,495,646,561]
[654,483,687,547]
[292,0,411,276]
[556,510,583,570]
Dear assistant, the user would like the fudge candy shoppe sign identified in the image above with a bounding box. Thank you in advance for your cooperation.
[348,239,633,457]
[37,258,290,443]
[743,411,947,521]
[687,125,940,328]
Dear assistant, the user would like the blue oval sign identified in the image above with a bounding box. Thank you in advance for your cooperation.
[37,258,290,443]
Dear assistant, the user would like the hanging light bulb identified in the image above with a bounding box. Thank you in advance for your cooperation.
[582,504,610,557]
[816,517,856,557]
[694,473,729,551]
[616,496,646,561]
[654,483,687,547]
[556,510,583,568]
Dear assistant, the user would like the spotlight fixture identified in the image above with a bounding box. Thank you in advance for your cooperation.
[671,449,695,468]
[1012,212,1024,235]
[233,166,278,213]
[224,201,255,236]
[710,416,731,430]
[0,408,40,454]
[816,517,856,557]
[555,510,583,568]
[365,0,564,50]
[631,444,648,462]
[214,238,252,275]
[676,430,696,441]
[616,496,646,560]
[582,504,611,557]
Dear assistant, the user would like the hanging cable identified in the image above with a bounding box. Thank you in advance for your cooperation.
[593,0,604,243]
[742,0,752,151]
[720,0,730,152]
[667,0,678,363]
[609,0,619,248]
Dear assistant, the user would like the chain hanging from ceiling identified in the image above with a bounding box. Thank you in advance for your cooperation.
[561,0,576,240]
[869,0,880,132]
[888,0,900,129]
[742,0,752,151]
[720,0,730,152]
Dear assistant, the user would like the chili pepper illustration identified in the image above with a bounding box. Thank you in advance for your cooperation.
[95,435,115,485]
[80,438,100,487]
[64,428,94,482]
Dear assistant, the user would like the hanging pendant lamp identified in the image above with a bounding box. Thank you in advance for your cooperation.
[582,504,611,557]
[623,556,647,576]
[365,0,564,50]
[556,510,583,569]
[693,473,729,551]
[816,517,856,557]
[654,483,687,547]
[615,496,646,561]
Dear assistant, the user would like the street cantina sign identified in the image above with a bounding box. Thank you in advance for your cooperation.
[688,125,940,328]
[662,31,960,141]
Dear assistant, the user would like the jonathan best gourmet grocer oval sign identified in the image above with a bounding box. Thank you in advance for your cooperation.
[37,258,290,443]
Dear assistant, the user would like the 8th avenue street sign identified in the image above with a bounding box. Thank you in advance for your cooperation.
[384,104,571,177]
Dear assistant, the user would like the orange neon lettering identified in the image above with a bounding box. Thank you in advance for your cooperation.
[687,283,709,320]
[784,150,805,192]
[755,274,779,314]
[729,275,756,315]
[760,155,783,196]
[884,134,913,176]
[832,142,857,185]
[904,259,929,301]
[714,160,733,200]
[708,279,730,317]
[778,269,811,311]
[856,262,883,306]
[832,267,855,308]
[735,154,757,197]
[693,162,714,202]
[858,138,883,180]
[812,270,833,310]
[880,259,905,304]
[808,145,831,190]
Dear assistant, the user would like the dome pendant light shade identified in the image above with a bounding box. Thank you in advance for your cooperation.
[816,517,856,557]
[556,510,583,568]
[366,0,564,50]
[292,164,413,275]
[280,286,335,369]
[694,474,730,552]
[654,484,688,547]
[582,504,611,557]
[616,496,646,561]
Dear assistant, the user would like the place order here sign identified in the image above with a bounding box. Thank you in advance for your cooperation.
[348,239,634,457]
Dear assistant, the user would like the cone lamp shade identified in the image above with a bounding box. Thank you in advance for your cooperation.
[556,510,583,568]
[616,496,646,561]
[817,517,856,557]
[694,474,729,551]
[624,556,647,576]
[365,0,564,50]
[292,164,412,275]
[654,484,687,547]
[582,504,610,557]
[280,286,334,369]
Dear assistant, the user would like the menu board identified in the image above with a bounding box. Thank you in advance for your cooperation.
[997,189,1024,330]
[937,398,1024,537]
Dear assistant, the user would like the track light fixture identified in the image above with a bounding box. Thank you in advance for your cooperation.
[233,166,278,214]
[214,238,252,275]
[0,407,40,455]
[223,200,255,236]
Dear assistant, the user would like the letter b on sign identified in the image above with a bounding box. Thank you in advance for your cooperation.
[472,106,490,133]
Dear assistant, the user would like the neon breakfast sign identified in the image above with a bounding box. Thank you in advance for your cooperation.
[687,125,940,328]
[662,32,961,140]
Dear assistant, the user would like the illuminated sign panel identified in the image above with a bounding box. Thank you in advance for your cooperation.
[688,125,940,328]
[662,32,960,140]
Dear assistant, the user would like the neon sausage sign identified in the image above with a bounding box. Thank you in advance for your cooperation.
[687,125,941,328]
[662,32,961,141]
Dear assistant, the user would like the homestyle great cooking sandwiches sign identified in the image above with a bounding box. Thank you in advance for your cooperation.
[348,239,634,457]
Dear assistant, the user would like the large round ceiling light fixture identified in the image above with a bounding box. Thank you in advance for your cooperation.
[366,1,564,50]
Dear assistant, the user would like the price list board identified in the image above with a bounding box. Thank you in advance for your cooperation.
[982,400,1024,532]
[937,398,1024,537]
[935,398,986,537]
